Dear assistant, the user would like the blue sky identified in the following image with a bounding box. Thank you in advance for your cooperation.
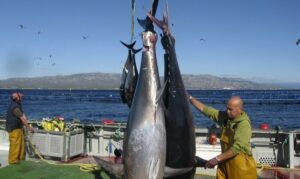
[0,0,299,83]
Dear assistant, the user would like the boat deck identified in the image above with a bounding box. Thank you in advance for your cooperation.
[259,167,300,179]
[1,122,300,178]
[0,159,109,179]
[1,148,300,179]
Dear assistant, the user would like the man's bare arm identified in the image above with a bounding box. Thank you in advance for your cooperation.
[189,96,205,111]
[20,114,33,132]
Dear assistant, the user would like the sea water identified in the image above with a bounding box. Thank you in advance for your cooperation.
[0,89,299,129]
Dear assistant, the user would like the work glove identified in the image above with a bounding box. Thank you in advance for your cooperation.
[205,157,219,168]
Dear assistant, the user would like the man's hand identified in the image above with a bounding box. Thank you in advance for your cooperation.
[205,157,219,168]
[27,126,35,133]
[188,94,205,111]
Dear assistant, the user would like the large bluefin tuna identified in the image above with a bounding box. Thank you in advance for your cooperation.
[123,0,166,178]
[121,41,141,107]
[123,30,166,179]
[146,6,196,179]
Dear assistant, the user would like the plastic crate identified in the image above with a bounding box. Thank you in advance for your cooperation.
[29,129,84,161]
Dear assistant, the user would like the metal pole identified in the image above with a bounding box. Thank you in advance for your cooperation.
[289,132,294,168]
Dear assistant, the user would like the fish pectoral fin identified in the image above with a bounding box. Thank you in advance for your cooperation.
[155,80,168,104]
[164,166,193,177]
[124,67,129,73]
[92,156,124,176]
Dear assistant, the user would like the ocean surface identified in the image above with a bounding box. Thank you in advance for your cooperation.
[0,89,299,129]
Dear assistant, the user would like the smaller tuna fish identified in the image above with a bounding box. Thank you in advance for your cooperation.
[119,41,141,107]
[122,42,141,107]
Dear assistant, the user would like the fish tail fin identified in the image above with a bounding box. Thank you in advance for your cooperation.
[132,48,142,54]
[137,0,159,31]
[120,40,136,50]
[143,8,163,30]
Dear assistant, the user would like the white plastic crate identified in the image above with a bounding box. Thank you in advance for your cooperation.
[29,129,84,161]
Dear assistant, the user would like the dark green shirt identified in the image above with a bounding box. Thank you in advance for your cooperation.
[202,106,252,155]
[13,108,23,118]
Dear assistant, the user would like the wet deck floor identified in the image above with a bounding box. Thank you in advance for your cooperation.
[1,148,299,179]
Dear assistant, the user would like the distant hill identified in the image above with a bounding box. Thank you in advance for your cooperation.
[0,72,278,90]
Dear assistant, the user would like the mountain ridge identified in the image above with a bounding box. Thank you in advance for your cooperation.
[0,72,279,90]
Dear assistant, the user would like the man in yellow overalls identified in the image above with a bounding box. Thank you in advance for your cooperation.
[6,92,33,164]
[189,95,257,179]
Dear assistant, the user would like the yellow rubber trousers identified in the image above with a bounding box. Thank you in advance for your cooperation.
[8,128,25,164]
[217,152,257,179]
[217,125,257,179]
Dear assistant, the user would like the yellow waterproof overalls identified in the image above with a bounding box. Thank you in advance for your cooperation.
[8,128,25,164]
[217,124,257,179]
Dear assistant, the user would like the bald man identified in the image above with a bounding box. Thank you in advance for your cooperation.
[6,92,33,165]
[189,95,257,179]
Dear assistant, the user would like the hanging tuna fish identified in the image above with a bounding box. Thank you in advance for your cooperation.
[120,41,136,104]
[146,2,196,178]
[123,0,167,178]
[120,41,141,107]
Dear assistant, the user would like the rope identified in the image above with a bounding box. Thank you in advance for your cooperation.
[130,0,136,42]
[256,162,300,176]
[112,125,122,142]
[35,120,42,126]
[256,163,272,175]
[79,164,99,172]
